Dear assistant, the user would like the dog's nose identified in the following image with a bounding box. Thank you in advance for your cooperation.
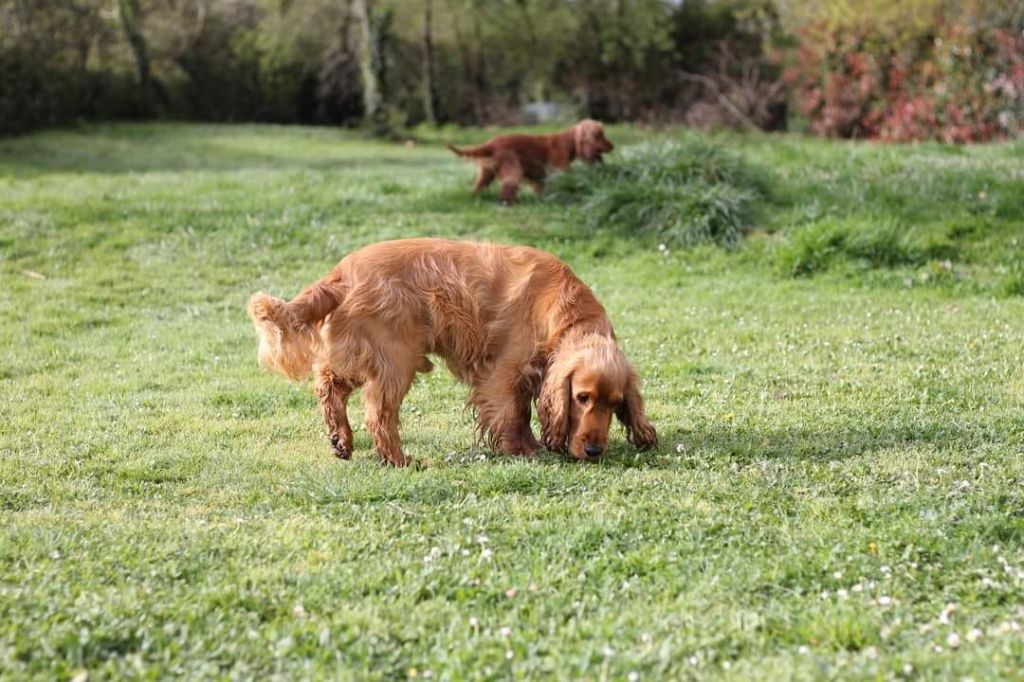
[584,443,604,458]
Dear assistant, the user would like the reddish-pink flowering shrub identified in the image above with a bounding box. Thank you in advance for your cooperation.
[785,9,1024,142]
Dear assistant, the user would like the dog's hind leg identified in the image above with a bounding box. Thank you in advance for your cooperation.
[362,346,421,467]
[363,376,414,467]
[472,166,496,193]
[497,156,523,205]
[314,365,357,460]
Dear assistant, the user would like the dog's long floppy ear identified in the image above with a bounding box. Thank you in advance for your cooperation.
[616,368,657,450]
[538,352,573,452]
[574,121,597,162]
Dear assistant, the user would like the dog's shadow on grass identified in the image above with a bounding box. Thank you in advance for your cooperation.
[616,418,986,469]
[288,419,988,508]
[431,418,988,471]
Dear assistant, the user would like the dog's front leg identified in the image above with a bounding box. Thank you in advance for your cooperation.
[472,366,540,457]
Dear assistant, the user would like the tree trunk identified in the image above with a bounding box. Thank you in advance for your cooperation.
[116,0,154,112]
[421,0,439,124]
[352,0,384,123]
[470,6,487,123]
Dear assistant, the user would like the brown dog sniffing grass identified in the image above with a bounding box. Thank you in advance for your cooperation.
[447,119,614,204]
[247,238,656,466]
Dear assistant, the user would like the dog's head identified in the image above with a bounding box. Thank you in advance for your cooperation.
[574,119,614,163]
[538,334,656,460]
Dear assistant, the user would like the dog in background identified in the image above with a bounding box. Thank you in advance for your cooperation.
[247,238,656,466]
[447,120,614,204]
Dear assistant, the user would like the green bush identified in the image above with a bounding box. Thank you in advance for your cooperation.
[546,137,771,247]
[998,267,1024,297]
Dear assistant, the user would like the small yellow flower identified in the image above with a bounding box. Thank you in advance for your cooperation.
[868,542,878,555]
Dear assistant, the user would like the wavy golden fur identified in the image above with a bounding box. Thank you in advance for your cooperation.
[447,119,614,204]
[248,238,656,466]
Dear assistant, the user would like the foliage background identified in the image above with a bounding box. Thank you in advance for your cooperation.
[4,0,1019,139]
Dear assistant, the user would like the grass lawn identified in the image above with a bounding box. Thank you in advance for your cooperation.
[1,122,1023,679]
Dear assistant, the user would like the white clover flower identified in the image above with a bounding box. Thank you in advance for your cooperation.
[966,629,983,643]
[877,596,893,606]
[603,645,615,658]
[481,548,494,561]
[500,626,512,637]
[947,632,961,649]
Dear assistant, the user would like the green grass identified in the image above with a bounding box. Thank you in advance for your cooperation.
[2,122,1024,679]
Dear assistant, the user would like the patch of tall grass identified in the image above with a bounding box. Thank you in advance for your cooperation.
[773,217,958,277]
[546,137,770,247]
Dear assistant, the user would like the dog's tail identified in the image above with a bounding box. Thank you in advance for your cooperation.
[247,281,341,380]
[446,142,493,159]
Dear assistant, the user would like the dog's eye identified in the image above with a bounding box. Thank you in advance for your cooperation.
[576,393,590,405]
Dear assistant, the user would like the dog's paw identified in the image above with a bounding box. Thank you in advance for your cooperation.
[633,423,658,451]
[329,433,352,460]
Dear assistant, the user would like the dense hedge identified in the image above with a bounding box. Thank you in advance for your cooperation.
[785,6,1024,142]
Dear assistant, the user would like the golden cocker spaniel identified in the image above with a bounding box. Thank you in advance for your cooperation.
[447,119,614,204]
[248,238,656,466]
